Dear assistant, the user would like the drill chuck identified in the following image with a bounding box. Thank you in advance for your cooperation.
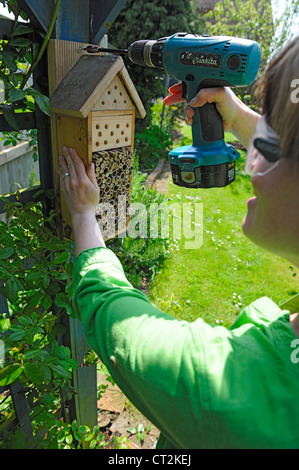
[128,39,166,70]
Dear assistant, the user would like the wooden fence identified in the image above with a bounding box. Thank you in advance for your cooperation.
[0,140,39,196]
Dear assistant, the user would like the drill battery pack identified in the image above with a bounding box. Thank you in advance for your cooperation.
[170,160,236,189]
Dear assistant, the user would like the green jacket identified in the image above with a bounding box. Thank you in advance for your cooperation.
[72,247,299,449]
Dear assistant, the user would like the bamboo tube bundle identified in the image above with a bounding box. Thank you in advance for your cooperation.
[92,146,133,240]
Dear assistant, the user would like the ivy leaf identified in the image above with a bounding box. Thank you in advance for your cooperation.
[71,420,78,431]
[48,323,66,341]
[0,70,10,83]
[0,318,11,332]
[8,326,27,342]
[40,365,52,384]
[54,345,71,360]
[18,315,34,327]
[5,278,23,304]
[10,429,27,449]
[78,425,90,434]
[0,247,14,259]
[34,93,51,116]
[54,293,73,316]
[23,349,40,360]
[50,364,71,379]
[8,88,26,102]
[127,426,137,435]
[73,431,83,442]
[26,87,51,116]
[12,24,34,36]
[53,252,71,264]
[9,37,32,48]
[65,434,73,445]
[26,271,44,286]
[0,51,17,72]
[24,362,44,384]
[18,247,30,258]
[0,364,23,386]
[1,104,19,130]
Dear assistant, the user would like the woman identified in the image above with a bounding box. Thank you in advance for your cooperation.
[59,36,299,449]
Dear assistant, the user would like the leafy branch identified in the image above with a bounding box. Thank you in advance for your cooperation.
[0,0,61,129]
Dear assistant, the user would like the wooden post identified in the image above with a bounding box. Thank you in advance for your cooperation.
[48,39,98,432]
[48,39,94,239]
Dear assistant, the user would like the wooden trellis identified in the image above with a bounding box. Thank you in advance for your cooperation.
[0,0,137,447]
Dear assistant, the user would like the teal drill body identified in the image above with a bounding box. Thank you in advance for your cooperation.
[128,33,262,188]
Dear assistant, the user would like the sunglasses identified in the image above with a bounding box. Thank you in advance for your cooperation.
[245,115,280,176]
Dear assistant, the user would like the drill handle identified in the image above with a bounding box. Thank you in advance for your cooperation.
[185,81,224,147]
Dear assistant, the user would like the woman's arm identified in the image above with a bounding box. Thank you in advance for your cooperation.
[59,146,105,258]
[71,211,105,259]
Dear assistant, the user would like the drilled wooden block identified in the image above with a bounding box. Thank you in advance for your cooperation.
[93,74,134,112]
[92,113,133,151]
[93,146,133,240]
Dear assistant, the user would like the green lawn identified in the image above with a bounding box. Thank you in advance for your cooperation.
[147,130,299,328]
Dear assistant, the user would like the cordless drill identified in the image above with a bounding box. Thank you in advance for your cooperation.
[85,33,261,188]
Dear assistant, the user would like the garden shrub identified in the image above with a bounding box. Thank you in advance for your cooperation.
[134,124,172,171]
[107,158,170,288]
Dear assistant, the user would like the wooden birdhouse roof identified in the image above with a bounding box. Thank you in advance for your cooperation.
[50,54,146,119]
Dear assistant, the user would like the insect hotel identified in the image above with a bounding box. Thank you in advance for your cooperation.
[50,51,146,240]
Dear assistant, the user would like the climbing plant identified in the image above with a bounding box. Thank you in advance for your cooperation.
[0,190,78,448]
[0,0,58,129]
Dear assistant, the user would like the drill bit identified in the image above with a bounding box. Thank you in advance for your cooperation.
[79,45,128,55]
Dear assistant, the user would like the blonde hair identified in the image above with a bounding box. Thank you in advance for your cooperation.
[256,36,299,159]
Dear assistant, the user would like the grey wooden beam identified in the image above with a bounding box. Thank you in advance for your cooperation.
[0,113,37,132]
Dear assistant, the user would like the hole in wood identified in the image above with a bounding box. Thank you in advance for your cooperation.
[96,142,100,146]
[110,131,114,136]
[98,132,102,137]
[102,101,105,105]
[104,140,108,145]
[126,123,130,128]
[105,124,109,129]
[96,124,100,130]
[116,124,120,129]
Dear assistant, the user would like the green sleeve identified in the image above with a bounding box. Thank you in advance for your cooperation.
[72,248,299,449]
[72,247,214,448]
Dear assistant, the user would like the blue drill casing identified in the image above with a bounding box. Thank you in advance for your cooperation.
[159,33,261,188]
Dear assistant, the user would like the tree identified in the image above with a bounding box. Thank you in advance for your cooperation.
[203,0,299,71]
[201,0,275,108]
[203,0,275,71]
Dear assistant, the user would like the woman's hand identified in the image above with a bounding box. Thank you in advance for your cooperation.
[164,82,260,149]
[164,83,239,132]
[59,146,100,218]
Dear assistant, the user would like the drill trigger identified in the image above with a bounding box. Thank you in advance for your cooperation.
[181,81,187,99]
